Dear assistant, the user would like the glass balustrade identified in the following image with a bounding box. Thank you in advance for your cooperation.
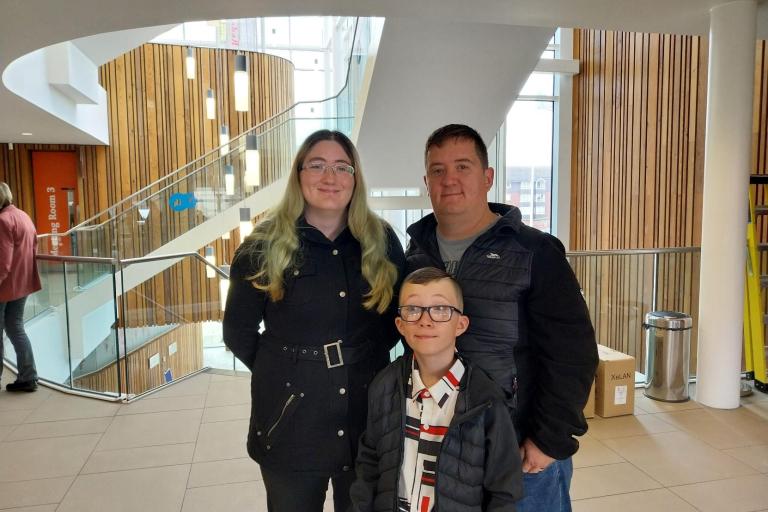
[16,252,231,400]
[114,255,228,397]
[567,247,701,379]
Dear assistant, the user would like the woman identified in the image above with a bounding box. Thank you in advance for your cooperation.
[223,130,405,512]
[0,182,41,392]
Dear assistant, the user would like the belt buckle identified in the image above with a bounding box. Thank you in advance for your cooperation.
[323,341,344,369]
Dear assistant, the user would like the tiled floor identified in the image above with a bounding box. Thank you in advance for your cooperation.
[0,371,767,512]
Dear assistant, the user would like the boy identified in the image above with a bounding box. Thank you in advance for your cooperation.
[350,267,523,512]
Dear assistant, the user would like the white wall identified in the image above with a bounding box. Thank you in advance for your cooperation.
[356,18,553,190]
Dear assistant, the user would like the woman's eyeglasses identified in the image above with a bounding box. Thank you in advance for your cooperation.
[301,162,355,176]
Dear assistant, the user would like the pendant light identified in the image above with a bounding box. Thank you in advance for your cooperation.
[219,125,230,156]
[244,134,260,187]
[234,54,249,112]
[186,47,196,79]
[239,207,253,239]
[206,89,216,119]
[205,246,216,278]
[224,164,235,196]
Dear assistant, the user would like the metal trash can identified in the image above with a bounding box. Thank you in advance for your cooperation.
[643,311,692,402]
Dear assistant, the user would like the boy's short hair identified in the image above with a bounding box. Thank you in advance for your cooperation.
[401,267,464,309]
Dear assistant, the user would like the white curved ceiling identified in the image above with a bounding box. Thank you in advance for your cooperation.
[1,0,767,144]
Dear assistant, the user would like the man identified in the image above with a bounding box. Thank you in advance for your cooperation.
[405,124,597,511]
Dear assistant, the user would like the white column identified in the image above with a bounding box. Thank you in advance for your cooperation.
[697,0,757,409]
[553,28,574,249]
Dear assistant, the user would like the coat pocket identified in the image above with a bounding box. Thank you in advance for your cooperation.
[264,392,302,443]
[281,259,318,305]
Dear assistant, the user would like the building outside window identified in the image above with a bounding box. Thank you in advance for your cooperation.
[504,32,559,233]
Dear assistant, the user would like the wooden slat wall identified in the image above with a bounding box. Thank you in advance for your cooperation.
[571,30,768,371]
[571,30,707,251]
[80,44,294,220]
[87,44,294,328]
[570,29,708,366]
[752,41,768,315]
[73,322,204,396]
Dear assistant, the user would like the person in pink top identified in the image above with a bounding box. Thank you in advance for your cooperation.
[0,182,41,392]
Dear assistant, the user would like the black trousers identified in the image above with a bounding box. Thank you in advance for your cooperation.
[260,466,356,512]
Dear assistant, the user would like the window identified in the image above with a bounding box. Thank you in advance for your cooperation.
[504,98,554,233]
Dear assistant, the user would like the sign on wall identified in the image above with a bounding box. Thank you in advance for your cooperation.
[31,151,78,256]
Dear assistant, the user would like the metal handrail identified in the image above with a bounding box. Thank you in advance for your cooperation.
[36,254,117,264]
[567,246,701,257]
[95,114,355,227]
[121,251,230,278]
[566,245,700,322]
[36,251,230,279]
[41,18,364,238]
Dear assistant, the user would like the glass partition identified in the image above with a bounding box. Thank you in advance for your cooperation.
[11,253,233,400]
[12,257,122,398]
[115,255,232,397]
[567,248,701,378]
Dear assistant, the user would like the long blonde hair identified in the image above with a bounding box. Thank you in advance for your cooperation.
[242,130,398,314]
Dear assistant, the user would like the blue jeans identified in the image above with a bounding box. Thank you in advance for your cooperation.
[517,457,573,512]
[0,297,38,383]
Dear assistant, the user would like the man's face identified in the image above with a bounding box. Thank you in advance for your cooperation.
[395,280,469,359]
[424,137,494,218]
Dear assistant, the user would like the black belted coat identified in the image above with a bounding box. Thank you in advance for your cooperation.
[223,218,405,474]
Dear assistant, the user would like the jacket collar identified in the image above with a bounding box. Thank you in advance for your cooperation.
[397,353,491,425]
[406,203,522,252]
[297,215,354,246]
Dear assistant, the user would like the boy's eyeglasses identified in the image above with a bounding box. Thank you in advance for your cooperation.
[397,305,463,323]
[301,162,355,176]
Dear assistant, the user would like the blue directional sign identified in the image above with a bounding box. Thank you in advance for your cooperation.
[169,193,197,211]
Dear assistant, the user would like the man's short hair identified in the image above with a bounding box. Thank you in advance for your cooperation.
[424,124,489,169]
[401,267,464,309]
[0,182,12,209]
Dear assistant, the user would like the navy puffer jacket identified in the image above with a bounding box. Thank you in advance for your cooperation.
[350,355,523,512]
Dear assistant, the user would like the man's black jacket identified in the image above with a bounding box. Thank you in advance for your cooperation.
[405,203,598,459]
[350,354,523,511]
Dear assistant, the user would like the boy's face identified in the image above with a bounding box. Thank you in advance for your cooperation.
[396,279,469,359]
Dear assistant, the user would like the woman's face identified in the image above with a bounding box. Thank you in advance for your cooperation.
[299,140,356,217]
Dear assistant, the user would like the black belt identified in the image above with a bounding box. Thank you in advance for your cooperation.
[260,337,375,369]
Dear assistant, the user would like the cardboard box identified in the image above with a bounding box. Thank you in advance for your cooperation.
[583,378,596,419]
[595,345,635,417]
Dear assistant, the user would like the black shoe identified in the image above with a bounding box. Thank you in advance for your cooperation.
[6,380,38,392]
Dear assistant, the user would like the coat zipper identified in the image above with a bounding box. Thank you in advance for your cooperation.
[392,371,408,512]
[434,400,493,511]
[267,394,296,438]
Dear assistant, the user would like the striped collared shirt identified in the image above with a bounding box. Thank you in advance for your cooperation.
[397,357,465,512]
